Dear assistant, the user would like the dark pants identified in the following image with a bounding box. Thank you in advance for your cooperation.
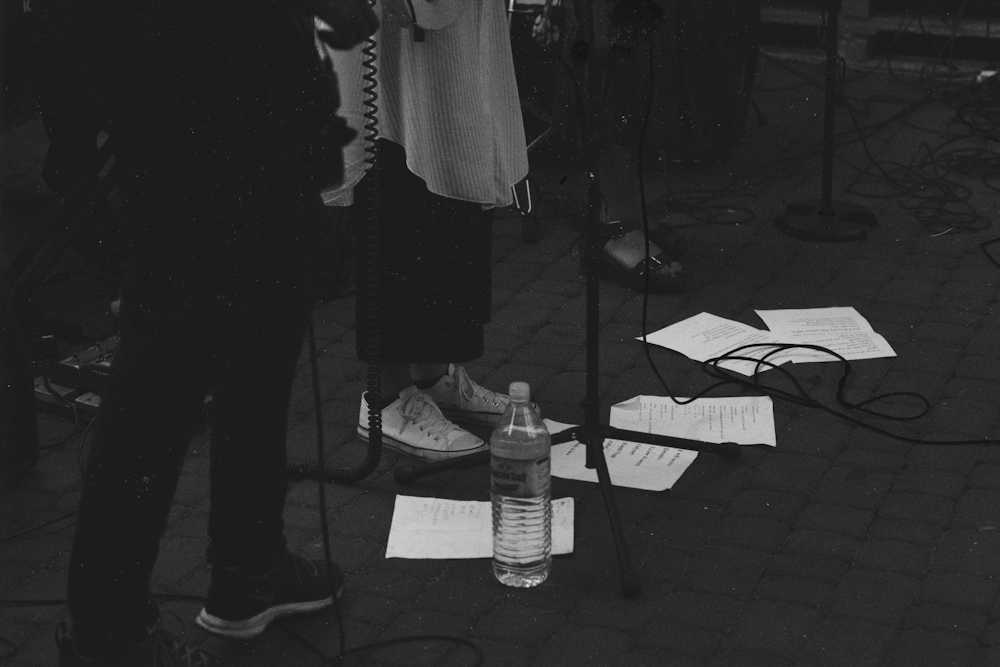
[354,139,493,364]
[64,9,319,650]
[67,299,309,646]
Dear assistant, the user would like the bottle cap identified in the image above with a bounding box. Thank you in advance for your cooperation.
[508,382,530,402]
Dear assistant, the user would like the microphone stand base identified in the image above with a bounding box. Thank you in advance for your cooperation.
[775,199,879,242]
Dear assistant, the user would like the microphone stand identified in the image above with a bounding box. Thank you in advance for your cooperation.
[774,0,878,241]
[397,0,744,600]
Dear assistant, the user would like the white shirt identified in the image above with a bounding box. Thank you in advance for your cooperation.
[319,0,529,209]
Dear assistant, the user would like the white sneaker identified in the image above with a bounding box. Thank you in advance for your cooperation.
[357,386,486,462]
[423,364,512,427]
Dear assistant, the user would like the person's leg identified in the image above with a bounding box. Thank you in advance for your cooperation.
[354,141,492,460]
[66,313,212,654]
[195,297,342,640]
[204,300,309,571]
[596,34,686,294]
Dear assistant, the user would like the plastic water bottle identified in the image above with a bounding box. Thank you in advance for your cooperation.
[491,382,551,587]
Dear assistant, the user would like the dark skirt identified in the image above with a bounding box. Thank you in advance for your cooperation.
[354,139,492,364]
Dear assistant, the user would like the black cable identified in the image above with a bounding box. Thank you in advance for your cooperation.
[699,343,1000,446]
[631,4,1000,445]
[287,23,382,486]
[37,373,81,449]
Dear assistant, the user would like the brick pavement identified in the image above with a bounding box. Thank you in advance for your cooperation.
[3,53,1000,667]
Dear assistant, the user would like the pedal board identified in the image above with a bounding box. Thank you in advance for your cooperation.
[39,333,213,422]
[33,377,100,420]
[46,334,119,396]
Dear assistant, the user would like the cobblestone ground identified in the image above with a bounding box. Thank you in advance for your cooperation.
[3,54,1000,666]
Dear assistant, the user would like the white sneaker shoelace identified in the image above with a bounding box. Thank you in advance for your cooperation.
[396,390,461,442]
[451,365,507,412]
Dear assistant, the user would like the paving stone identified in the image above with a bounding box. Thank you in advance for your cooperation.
[747,452,828,495]
[413,579,503,619]
[893,467,967,498]
[832,570,920,626]
[904,603,988,639]
[923,399,999,436]
[953,489,1000,529]
[667,462,750,506]
[766,553,848,585]
[378,609,476,666]
[879,492,954,525]
[509,344,578,370]
[811,467,893,510]
[532,625,635,667]
[852,540,932,576]
[680,545,769,597]
[866,517,945,547]
[834,448,907,473]
[985,621,1000,645]
[912,321,976,344]
[151,536,208,587]
[347,570,427,603]
[753,575,835,609]
[728,489,806,523]
[794,504,872,539]
[883,628,978,667]
[438,640,535,667]
[932,529,1000,578]
[711,515,790,552]
[652,590,744,632]
[967,324,1000,357]
[638,618,723,658]
[636,517,711,556]
[346,594,407,626]
[973,646,1000,667]
[651,496,726,524]
[908,443,986,475]
[970,464,1000,490]
[617,646,706,667]
[728,599,821,659]
[877,279,939,308]
[783,529,861,563]
[777,415,850,460]
[943,377,1000,403]
[330,493,398,540]
[567,576,664,633]
[707,649,796,667]
[955,356,1000,382]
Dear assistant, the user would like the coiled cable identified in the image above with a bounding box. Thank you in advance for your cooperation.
[287,24,383,485]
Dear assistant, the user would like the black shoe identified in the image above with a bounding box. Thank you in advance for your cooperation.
[195,550,343,640]
[588,229,687,294]
[55,620,219,666]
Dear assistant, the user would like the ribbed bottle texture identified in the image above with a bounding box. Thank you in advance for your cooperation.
[490,382,551,588]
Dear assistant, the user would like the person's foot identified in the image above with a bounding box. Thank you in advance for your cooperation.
[600,229,686,293]
[423,364,511,427]
[195,550,341,640]
[56,619,218,666]
[358,386,487,461]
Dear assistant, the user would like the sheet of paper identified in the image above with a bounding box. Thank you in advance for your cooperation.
[546,418,698,491]
[385,495,574,559]
[638,312,786,376]
[609,396,777,447]
[755,307,896,364]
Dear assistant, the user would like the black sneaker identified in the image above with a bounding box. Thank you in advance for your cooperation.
[195,550,342,640]
[55,620,219,666]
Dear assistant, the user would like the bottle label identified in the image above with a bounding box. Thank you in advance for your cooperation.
[491,455,550,498]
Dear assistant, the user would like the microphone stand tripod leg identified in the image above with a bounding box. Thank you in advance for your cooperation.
[581,429,642,598]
